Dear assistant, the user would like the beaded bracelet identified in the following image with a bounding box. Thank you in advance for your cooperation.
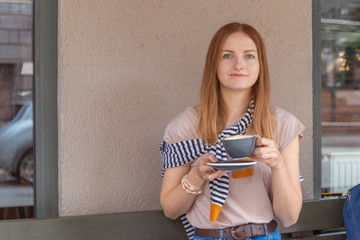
[181,174,203,195]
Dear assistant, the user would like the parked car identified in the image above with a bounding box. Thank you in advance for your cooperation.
[0,101,33,184]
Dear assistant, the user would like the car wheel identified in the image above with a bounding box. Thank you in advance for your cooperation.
[17,149,34,184]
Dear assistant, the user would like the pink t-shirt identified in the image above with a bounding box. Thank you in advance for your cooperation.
[163,106,305,229]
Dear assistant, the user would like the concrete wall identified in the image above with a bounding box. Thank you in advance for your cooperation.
[59,0,313,216]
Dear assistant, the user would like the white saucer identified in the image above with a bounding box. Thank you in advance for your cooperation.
[207,160,256,171]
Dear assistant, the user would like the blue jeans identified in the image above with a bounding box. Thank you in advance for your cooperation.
[193,229,281,240]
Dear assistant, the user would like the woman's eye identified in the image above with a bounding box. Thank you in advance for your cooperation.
[223,54,232,59]
[245,54,255,60]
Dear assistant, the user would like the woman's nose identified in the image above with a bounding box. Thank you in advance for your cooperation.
[234,56,245,69]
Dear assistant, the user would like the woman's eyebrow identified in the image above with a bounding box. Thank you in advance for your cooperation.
[221,49,257,53]
[222,50,234,53]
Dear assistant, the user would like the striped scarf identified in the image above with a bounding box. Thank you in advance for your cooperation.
[159,100,254,239]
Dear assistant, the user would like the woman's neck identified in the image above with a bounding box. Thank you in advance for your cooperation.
[222,89,252,122]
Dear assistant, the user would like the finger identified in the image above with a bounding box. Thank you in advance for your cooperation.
[255,137,271,149]
[207,169,229,180]
[199,165,217,173]
[255,137,262,147]
[251,150,278,161]
[252,146,273,156]
[253,153,278,161]
[256,138,267,147]
[200,153,218,163]
[206,154,218,162]
[256,138,276,148]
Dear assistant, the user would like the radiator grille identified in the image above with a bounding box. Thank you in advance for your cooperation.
[329,152,360,194]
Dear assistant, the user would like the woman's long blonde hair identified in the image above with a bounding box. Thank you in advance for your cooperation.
[197,22,274,144]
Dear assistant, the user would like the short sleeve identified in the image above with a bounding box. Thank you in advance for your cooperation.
[163,107,199,144]
[272,106,305,152]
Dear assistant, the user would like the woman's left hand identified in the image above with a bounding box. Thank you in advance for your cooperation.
[251,137,284,169]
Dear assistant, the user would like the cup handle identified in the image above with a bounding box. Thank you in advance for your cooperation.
[253,136,261,150]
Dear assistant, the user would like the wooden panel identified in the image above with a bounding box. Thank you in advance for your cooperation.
[279,199,346,239]
[279,199,345,234]
[288,233,346,240]
[0,199,346,240]
[0,211,187,240]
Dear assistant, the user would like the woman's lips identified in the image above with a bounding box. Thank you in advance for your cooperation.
[231,73,247,77]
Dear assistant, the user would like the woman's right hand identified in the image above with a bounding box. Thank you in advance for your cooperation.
[191,153,229,183]
[160,153,228,219]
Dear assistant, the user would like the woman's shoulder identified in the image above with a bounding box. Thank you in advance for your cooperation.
[271,106,305,151]
[166,107,198,131]
[163,107,199,144]
[271,106,301,123]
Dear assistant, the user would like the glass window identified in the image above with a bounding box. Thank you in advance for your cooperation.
[0,0,33,219]
[321,0,360,198]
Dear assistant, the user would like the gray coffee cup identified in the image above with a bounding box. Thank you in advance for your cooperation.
[222,135,259,159]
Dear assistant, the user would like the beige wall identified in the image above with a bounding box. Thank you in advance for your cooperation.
[59,0,313,216]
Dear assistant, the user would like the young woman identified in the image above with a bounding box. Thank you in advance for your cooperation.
[159,22,304,240]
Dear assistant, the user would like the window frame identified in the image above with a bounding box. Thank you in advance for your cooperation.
[1,0,347,238]
[313,0,322,200]
[33,0,59,218]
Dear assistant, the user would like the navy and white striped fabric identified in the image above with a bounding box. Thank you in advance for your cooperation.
[159,100,254,239]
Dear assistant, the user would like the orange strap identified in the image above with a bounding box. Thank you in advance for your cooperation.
[210,158,253,222]
[233,168,253,178]
[233,158,253,179]
[210,203,222,222]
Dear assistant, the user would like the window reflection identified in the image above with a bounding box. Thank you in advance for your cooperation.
[0,0,33,219]
[321,0,360,198]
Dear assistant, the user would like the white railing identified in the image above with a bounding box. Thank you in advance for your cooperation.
[322,152,360,195]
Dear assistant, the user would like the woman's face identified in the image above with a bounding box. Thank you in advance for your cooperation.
[217,31,260,95]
